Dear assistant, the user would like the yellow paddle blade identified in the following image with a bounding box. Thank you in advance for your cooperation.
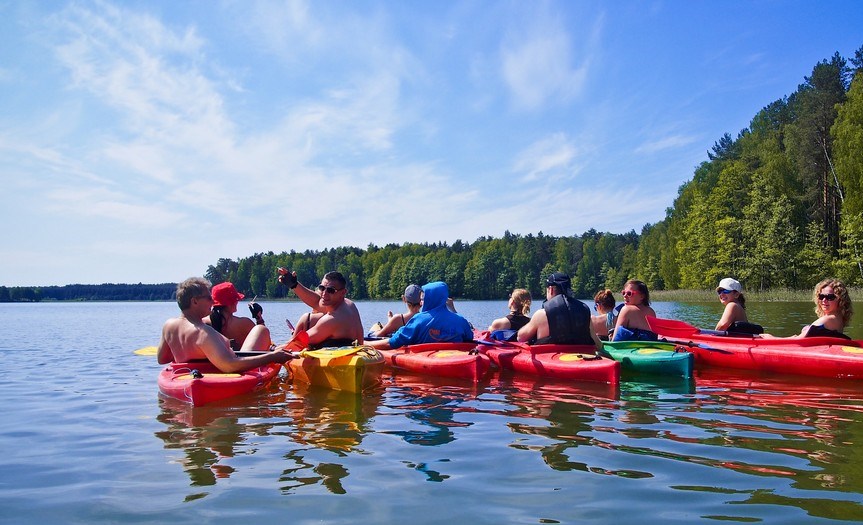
[134,346,158,356]
[300,346,365,359]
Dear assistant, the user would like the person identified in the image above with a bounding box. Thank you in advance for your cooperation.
[798,278,853,339]
[591,289,616,341]
[715,278,749,331]
[202,282,272,351]
[488,288,532,332]
[370,284,423,337]
[612,279,658,341]
[279,269,364,348]
[366,281,474,350]
[157,277,291,372]
[517,272,602,351]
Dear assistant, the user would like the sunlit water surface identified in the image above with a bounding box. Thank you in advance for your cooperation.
[1,300,863,524]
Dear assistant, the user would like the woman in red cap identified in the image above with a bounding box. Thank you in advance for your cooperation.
[204,282,272,351]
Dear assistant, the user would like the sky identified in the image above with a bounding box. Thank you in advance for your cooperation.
[1,0,861,287]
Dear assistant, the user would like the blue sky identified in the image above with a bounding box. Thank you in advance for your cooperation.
[1,0,861,286]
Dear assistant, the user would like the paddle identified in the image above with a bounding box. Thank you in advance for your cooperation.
[134,346,157,356]
[645,316,701,337]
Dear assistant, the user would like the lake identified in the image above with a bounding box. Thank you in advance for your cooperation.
[2,299,863,524]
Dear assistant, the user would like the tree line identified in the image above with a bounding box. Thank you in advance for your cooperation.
[4,46,862,302]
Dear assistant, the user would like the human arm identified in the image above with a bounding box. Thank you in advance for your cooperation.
[488,317,511,331]
[156,324,174,364]
[200,329,290,372]
[278,268,326,313]
[588,322,603,352]
[716,303,742,331]
[248,301,265,325]
[372,315,403,337]
[611,306,632,340]
[517,310,546,343]
[365,338,392,350]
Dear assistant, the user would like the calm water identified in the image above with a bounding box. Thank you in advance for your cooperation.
[2,299,863,524]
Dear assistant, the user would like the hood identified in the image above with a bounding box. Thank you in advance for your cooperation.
[421,281,449,312]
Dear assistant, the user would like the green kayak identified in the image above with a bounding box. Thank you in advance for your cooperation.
[600,341,694,378]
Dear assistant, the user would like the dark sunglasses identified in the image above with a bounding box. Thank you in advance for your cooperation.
[621,291,634,297]
[818,293,837,301]
[317,285,344,294]
[717,289,734,295]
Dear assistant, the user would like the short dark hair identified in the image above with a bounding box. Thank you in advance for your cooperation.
[324,271,347,288]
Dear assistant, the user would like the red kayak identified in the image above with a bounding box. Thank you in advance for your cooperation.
[477,341,620,384]
[379,342,491,382]
[158,361,282,406]
[647,316,863,379]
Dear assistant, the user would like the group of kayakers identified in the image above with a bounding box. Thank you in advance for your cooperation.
[587,276,854,342]
[157,268,854,375]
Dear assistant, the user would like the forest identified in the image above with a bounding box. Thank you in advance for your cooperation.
[4,46,862,302]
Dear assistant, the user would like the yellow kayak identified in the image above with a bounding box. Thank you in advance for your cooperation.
[287,346,384,393]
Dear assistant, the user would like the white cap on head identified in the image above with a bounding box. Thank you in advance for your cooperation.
[716,278,742,293]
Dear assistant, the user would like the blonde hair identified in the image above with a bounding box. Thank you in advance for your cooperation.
[813,278,853,327]
[510,288,531,315]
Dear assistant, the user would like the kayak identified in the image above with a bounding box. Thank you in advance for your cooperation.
[477,341,620,384]
[157,361,281,407]
[288,346,385,393]
[647,316,863,379]
[379,342,491,382]
[601,340,694,377]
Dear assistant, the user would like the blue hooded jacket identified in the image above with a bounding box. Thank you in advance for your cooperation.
[387,281,474,348]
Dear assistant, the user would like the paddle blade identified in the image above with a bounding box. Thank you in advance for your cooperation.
[134,346,157,356]
[646,316,700,337]
[301,346,365,359]
[285,330,310,351]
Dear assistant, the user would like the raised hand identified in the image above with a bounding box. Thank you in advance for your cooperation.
[277,267,298,289]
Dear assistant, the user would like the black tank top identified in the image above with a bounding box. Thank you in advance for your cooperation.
[506,313,530,331]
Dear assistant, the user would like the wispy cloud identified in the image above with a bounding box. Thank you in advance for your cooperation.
[634,134,698,154]
[513,133,582,182]
[500,6,600,111]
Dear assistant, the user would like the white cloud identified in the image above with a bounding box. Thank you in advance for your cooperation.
[513,133,582,182]
[500,6,600,111]
[635,134,698,154]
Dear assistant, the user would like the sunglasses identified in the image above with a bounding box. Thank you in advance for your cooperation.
[621,291,634,297]
[317,285,344,295]
[818,293,837,301]
[717,289,734,295]
[195,294,213,302]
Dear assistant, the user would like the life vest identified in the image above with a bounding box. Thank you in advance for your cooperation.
[534,294,593,345]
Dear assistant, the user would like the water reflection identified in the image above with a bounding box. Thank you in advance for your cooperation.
[275,381,383,494]
[382,372,483,447]
[155,391,284,498]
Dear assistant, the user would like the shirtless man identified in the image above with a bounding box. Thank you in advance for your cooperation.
[202,281,272,351]
[279,269,364,348]
[157,277,291,372]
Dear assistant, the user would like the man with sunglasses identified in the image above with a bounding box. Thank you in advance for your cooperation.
[157,277,291,371]
[279,270,364,349]
[517,272,602,351]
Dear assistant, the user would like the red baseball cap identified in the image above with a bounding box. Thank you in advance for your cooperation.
[212,282,244,306]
